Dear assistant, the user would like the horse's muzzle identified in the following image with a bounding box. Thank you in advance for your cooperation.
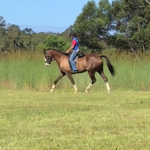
[45,63,50,67]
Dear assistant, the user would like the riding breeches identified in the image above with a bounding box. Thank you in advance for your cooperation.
[69,50,78,71]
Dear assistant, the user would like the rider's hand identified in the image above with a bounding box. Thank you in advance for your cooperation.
[66,50,69,53]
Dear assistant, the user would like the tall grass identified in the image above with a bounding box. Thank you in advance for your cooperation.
[0,51,150,91]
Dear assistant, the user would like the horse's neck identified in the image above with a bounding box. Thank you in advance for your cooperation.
[51,50,64,62]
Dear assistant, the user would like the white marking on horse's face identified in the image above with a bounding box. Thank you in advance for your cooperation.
[45,63,50,67]
[44,57,50,67]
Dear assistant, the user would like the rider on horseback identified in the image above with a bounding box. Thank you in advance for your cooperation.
[66,31,79,73]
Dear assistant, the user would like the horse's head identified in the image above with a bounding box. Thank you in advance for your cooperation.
[44,49,52,67]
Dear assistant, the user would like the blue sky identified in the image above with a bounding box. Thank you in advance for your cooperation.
[1,0,113,33]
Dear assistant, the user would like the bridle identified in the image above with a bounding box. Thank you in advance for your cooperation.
[45,52,54,64]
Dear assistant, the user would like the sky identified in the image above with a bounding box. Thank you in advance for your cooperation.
[0,0,113,33]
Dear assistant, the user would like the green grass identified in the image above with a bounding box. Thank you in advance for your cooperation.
[0,51,150,91]
[0,90,150,150]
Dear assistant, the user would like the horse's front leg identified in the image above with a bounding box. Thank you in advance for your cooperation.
[50,72,66,93]
[66,73,77,93]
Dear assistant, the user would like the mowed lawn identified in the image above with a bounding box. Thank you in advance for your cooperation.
[0,90,150,150]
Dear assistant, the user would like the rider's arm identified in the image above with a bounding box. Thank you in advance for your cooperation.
[66,45,74,53]
[66,40,76,53]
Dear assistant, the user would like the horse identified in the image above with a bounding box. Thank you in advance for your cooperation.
[44,49,115,93]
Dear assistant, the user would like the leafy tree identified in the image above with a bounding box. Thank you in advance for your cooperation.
[1,0,150,54]
[145,0,150,5]
[45,35,70,51]
[34,32,49,51]
[0,16,6,27]
[111,0,150,53]
[74,1,99,49]
[73,0,112,52]
[21,28,36,51]
[0,16,6,52]
[6,25,22,51]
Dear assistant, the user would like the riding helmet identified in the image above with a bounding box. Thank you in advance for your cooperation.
[69,31,77,37]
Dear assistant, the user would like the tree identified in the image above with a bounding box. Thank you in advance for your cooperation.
[0,16,6,52]
[145,0,150,4]
[110,0,150,53]
[73,0,112,52]
[21,28,36,51]
[6,25,22,51]
[45,35,70,51]
[74,1,99,49]
[0,16,6,27]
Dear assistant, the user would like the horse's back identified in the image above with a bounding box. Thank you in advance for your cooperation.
[59,52,102,72]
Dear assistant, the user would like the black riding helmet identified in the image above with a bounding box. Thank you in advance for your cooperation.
[69,31,77,37]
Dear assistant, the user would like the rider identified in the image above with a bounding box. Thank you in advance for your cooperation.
[66,31,79,73]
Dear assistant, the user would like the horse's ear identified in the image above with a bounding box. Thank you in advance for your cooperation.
[44,48,46,54]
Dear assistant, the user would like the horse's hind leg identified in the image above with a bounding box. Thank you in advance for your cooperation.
[85,71,96,93]
[50,72,66,93]
[97,69,110,94]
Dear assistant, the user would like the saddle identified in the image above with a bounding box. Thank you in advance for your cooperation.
[67,53,85,71]
[76,53,85,58]
[69,52,85,62]
[64,52,85,58]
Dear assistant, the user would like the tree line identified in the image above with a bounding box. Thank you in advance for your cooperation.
[0,0,150,54]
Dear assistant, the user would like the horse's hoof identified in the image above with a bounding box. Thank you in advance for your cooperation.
[107,90,110,94]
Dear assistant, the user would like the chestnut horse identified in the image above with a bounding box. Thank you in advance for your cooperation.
[44,49,115,93]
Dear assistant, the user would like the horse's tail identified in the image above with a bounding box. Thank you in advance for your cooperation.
[100,55,115,76]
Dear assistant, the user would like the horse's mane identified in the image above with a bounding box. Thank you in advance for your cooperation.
[46,49,85,57]
[46,49,69,56]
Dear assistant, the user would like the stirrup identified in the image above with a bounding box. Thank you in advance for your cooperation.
[71,70,78,73]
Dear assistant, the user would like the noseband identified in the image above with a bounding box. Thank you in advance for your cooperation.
[45,53,54,64]
[45,58,52,64]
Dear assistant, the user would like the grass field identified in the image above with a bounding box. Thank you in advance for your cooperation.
[0,90,150,150]
[0,51,150,149]
[0,51,150,91]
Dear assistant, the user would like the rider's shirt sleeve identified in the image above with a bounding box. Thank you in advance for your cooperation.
[72,40,77,46]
